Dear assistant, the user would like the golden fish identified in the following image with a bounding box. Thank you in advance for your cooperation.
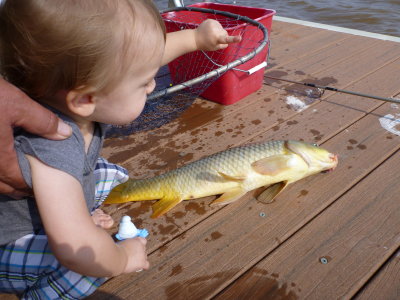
[105,140,338,218]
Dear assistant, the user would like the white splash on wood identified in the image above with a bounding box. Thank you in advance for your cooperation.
[379,114,400,136]
[285,95,309,112]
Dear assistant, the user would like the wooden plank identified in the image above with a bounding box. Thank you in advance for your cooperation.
[269,20,301,37]
[354,248,400,300]
[91,53,400,299]
[216,148,400,299]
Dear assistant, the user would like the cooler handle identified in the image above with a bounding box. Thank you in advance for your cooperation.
[238,61,268,75]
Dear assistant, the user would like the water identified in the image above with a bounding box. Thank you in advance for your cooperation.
[154,0,400,38]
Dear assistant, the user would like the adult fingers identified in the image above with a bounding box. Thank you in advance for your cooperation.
[0,78,71,140]
[0,181,15,195]
[11,95,71,139]
[0,125,27,190]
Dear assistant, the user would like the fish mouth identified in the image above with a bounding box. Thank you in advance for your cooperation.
[321,154,338,172]
[321,154,338,173]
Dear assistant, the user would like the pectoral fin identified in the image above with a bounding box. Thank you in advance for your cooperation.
[218,172,246,182]
[251,155,295,176]
[257,181,289,204]
[210,187,247,206]
[151,197,182,218]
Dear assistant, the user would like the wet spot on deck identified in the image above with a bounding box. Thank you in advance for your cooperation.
[169,264,183,277]
[165,268,299,300]
[310,129,323,141]
[297,190,309,198]
[252,119,262,125]
[158,224,178,235]
[266,70,288,78]
[313,76,338,86]
[287,120,298,126]
[211,231,223,240]
[127,202,153,218]
[357,144,367,150]
[185,202,207,215]
[165,270,239,300]
[172,211,186,219]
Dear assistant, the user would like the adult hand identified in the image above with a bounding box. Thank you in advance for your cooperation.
[0,77,72,196]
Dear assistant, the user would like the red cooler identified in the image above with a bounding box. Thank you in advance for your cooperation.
[162,3,275,105]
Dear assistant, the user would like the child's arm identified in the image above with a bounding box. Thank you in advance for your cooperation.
[162,19,241,65]
[27,155,149,277]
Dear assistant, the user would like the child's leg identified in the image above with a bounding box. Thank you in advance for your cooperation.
[0,233,106,299]
[92,157,129,228]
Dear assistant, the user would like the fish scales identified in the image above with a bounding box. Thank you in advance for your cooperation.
[105,140,338,218]
[123,140,286,198]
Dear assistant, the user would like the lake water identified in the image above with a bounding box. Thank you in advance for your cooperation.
[154,0,400,38]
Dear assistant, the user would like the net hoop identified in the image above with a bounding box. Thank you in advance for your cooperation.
[148,6,270,100]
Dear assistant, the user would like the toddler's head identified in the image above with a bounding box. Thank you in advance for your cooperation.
[0,0,166,124]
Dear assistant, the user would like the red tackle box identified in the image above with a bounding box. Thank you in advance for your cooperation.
[162,3,275,105]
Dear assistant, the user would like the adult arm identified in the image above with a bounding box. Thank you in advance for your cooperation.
[0,78,71,195]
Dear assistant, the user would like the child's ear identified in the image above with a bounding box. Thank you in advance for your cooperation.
[66,89,96,117]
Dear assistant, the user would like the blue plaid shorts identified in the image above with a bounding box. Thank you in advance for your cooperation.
[0,158,129,299]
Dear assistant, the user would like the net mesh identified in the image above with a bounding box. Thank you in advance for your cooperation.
[106,6,268,137]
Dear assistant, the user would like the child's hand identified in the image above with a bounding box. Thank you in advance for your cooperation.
[195,19,241,51]
[119,237,150,273]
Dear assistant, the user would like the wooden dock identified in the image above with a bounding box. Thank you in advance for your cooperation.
[2,19,400,300]
[91,19,400,300]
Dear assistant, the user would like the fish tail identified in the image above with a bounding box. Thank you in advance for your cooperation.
[104,182,130,204]
[104,178,164,204]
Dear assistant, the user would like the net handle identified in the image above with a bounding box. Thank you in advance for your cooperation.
[148,6,269,100]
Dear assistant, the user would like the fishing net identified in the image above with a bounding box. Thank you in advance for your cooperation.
[106,5,271,137]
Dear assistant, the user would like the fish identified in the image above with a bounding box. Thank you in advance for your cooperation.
[105,140,338,218]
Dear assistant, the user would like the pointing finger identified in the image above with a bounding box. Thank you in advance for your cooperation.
[218,34,242,45]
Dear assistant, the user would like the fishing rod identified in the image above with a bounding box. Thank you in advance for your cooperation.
[264,75,400,105]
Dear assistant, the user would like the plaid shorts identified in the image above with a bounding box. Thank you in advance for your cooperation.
[0,157,129,299]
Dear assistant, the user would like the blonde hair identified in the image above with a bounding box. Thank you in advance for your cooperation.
[0,0,166,100]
